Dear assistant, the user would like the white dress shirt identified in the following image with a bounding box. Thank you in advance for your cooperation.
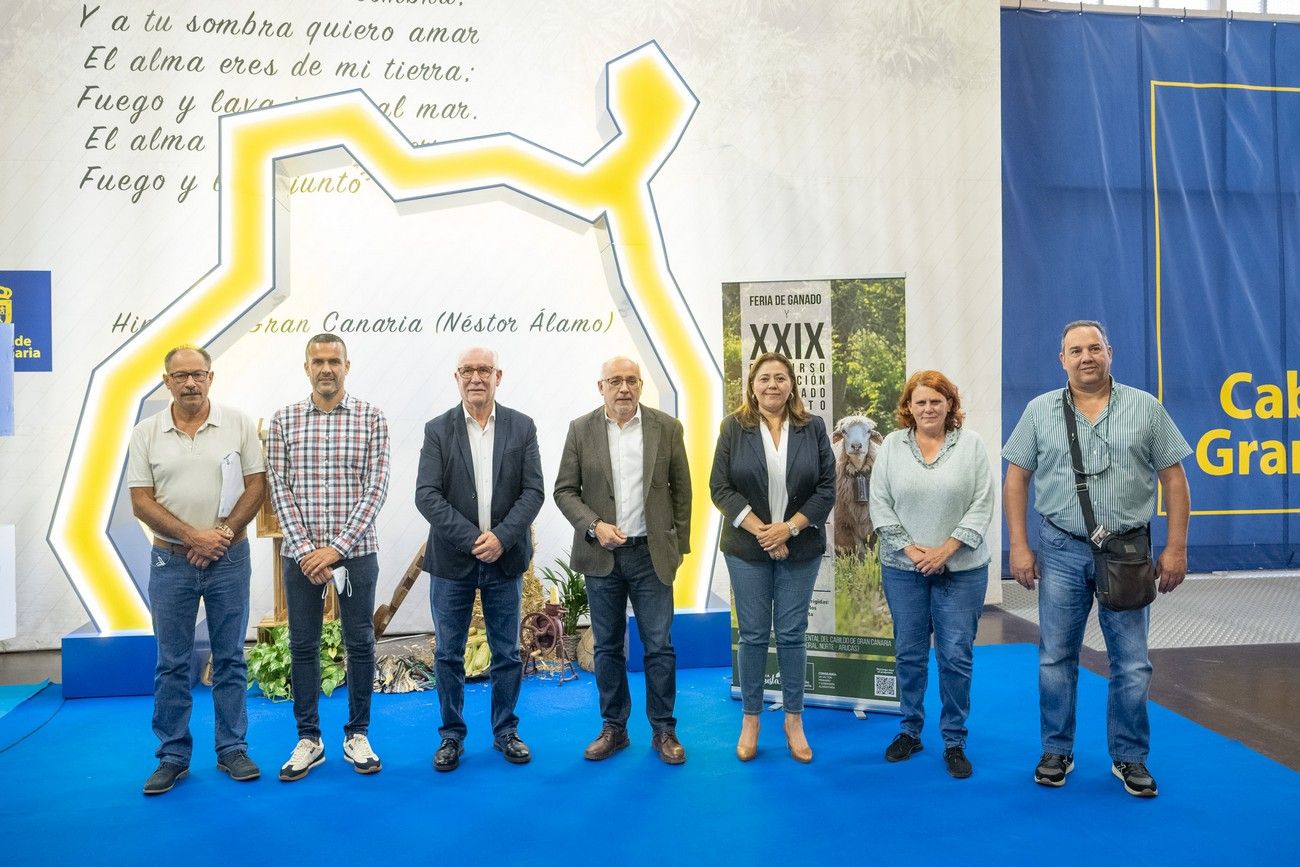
[761,418,790,525]
[606,407,647,537]
[732,417,791,528]
[463,404,496,532]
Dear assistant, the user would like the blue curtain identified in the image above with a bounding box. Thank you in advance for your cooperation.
[1003,9,1300,570]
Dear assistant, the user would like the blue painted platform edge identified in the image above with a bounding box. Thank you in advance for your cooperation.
[628,609,731,671]
[61,630,157,699]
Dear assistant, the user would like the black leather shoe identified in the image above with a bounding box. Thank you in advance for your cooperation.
[885,732,923,762]
[142,762,188,795]
[943,745,973,779]
[217,749,260,781]
[494,732,531,764]
[584,725,630,761]
[433,738,464,773]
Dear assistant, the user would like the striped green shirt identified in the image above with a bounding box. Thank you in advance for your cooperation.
[1002,381,1191,536]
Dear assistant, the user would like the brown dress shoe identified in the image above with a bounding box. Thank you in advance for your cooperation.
[651,729,687,765]
[583,725,630,761]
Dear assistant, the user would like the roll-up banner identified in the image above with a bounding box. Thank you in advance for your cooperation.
[722,278,904,711]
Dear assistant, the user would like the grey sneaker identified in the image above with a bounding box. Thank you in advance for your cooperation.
[142,762,188,795]
[279,738,325,782]
[217,749,260,781]
[1113,761,1158,797]
[1034,752,1074,787]
[343,733,382,774]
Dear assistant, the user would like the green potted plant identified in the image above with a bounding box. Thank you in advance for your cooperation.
[246,620,346,701]
[539,556,589,653]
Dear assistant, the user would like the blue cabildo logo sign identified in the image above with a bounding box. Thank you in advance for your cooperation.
[0,271,52,372]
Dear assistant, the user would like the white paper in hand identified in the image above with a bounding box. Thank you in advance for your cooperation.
[218,452,245,517]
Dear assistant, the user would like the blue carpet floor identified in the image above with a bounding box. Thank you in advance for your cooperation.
[0,644,1295,865]
[0,681,47,717]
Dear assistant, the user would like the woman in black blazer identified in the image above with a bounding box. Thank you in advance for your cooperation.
[710,352,835,763]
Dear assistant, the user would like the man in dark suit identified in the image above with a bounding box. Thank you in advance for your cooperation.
[553,356,692,764]
[415,346,545,772]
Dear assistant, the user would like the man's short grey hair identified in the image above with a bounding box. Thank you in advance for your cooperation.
[163,345,212,372]
[1060,320,1109,351]
[306,332,347,359]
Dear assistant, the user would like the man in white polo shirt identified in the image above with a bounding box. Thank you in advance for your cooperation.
[127,345,266,795]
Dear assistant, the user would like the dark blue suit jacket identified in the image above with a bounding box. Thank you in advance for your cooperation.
[415,402,545,578]
[710,413,836,562]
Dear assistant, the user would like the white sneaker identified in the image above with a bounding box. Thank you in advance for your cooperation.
[279,738,324,782]
[344,733,382,774]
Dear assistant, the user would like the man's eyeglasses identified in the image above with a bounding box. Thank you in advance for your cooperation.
[457,366,496,380]
[604,376,641,389]
[167,370,210,383]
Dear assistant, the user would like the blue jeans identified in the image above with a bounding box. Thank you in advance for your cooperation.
[726,553,820,715]
[147,539,251,768]
[283,553,379,740]
[585,543,677,732]
[882,564,987,748]
[1037,516,1152,762]
[430,563,523,742]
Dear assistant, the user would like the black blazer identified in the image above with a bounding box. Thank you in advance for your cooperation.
[414,402,545,578]
[710,413,835,562]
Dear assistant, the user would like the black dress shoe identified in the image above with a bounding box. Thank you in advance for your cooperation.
[944,745,973,779]
[885,732,923,763]
[433,738,464,772]
[494,732,531,764]
[142,762,188,795]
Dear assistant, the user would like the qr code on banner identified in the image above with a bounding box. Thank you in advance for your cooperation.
[874,675,897,698]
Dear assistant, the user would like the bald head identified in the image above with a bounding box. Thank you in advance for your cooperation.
[458,346,499,369]
[601,356,639,380]
[599,356,642,426]
[455,346,501,419]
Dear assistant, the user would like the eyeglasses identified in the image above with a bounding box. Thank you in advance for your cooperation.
[167,370,210,383]
[457,366,496,381]
[604,376,641,388]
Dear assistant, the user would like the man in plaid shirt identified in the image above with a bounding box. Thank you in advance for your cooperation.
[267,333,391,781]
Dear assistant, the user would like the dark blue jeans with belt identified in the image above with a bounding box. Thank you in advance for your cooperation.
[148,538,251,768]
[430,562,523,743]
[585,541,678,733]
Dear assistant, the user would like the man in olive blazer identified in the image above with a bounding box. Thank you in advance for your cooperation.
[553,356,692,764]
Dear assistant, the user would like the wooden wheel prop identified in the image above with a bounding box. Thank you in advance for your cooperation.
[521,603,577,682]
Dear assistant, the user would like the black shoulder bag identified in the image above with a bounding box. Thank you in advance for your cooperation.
[1062,390,1157,611]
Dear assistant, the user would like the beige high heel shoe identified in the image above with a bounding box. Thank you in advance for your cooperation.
[784,712,813,763]
[736,714,760,762]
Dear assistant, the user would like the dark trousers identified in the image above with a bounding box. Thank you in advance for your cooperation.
[283,553,379,740]
[585,543,678,732]
[430,563,523,742]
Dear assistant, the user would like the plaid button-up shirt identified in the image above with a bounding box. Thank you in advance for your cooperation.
[267,392,390,561]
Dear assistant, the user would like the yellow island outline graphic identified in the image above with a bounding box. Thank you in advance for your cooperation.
[50,43,723,632]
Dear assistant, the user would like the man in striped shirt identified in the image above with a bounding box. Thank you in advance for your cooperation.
[1003,320,1191,798]
[267,333,391,781]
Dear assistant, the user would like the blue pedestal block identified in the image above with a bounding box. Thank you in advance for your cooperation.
[61,626,212,699]
[627,609,731,671]
[61,629,157,698]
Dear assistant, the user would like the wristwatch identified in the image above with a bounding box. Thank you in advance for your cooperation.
[587,518,600,538]
[786,521,800,537]
[214,522,234,538]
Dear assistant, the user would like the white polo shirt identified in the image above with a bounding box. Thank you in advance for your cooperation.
[127,401,265,543]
